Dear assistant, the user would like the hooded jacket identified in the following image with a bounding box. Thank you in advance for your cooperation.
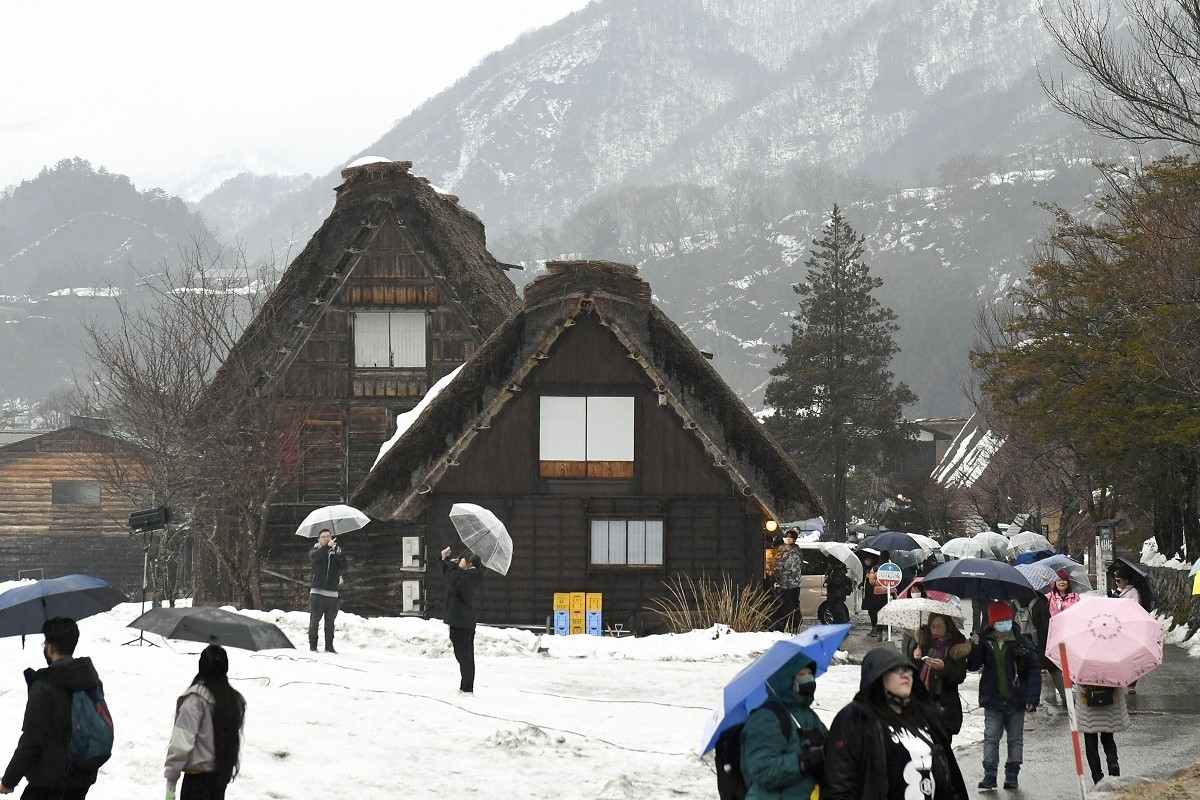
[966,623,1041,711]
[823,648,967,800]
[740,654,826,800]
[163,684,217,786]
[2,656,103,790]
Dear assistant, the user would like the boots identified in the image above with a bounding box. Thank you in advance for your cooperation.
[1003,762,1020,789]
[978,769,997,792]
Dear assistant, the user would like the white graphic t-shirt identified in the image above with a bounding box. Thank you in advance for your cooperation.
[884,723,936,800]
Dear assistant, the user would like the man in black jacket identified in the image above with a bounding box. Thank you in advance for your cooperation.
[441,546,483,693]
[1,617,104,799]
[309,528,347,653]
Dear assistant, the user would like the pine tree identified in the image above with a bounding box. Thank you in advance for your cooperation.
[765,205,917,541]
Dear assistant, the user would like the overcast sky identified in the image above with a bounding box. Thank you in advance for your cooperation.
[1,0,592,199]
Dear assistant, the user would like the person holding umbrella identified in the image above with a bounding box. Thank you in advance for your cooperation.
[739,654,826,799]
[823,647,968,800]
[163,645,247,800]
[907,614,971,745]
[1042,570,1079,707]
[441,546,483,694]
[308,528,348,653]
[1,618,109,800]
[966,602,1040,792]
[1073,681,1129,785]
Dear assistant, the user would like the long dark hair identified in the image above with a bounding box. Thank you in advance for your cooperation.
[190,645,247,783]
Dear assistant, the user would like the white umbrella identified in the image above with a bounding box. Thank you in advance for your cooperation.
[877,597,964,631]
[1008,531,1053,555]
[449,503,513,576]
[797,542,863,588]
[942,537,988,560]
[294,504,370,538]
[973,531,1011,560]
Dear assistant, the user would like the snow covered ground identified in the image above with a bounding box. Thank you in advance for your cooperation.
[0,593,983,799]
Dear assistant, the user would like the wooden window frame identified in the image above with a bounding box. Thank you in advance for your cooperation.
[352,310,429,370]
[50,479,101,506]
[538,394,636,481]
[587,517,665,572]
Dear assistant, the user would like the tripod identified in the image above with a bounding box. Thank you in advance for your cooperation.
[122,535,158,647]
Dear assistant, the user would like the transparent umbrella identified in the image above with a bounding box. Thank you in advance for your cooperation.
[294,504,370,539]
[449,503,513,576]
[1007,531,1053,555]
[942,537,988,560]
[973,531,1012,560]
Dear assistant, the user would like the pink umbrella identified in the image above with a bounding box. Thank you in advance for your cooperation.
[897,577,952,602]
[1045,595,1163,687]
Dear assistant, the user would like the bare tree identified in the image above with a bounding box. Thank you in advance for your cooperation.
[1041,0,1200,148]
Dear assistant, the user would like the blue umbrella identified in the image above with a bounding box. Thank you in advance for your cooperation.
[860,531,923,552]
[698,624,850,754]
[923,558,1038,602]
[0,575,126,637]
[1014,549,1055,565]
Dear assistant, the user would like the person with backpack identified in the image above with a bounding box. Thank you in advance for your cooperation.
[0,617,110,800]
[822,647,967,800]
[1073,683,1128,784]
[441,546,483,694]
[737,654,826,799]
[164,645,247,800]
[966,601,1041,792]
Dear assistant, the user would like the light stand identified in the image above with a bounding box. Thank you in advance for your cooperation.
[122,531,158,647]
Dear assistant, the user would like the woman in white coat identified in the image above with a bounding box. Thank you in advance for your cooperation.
[1073,683,1129,784]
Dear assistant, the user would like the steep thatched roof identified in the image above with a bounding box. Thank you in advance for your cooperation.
[204,160,519,404]
[352,260,823,523]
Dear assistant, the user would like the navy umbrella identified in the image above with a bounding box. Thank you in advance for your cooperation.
[922,557,1039,602]
[1110,556,1148,580]
[0,575,126,637]
[128,607,294,651]
[860,531,923,553]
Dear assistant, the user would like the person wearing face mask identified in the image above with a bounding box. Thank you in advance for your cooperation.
[966,601,1041,792]
[1,617,107,799]
[740,654,827,799]
[823,647,967,800]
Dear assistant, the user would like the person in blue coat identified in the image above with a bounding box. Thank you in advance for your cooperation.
[966,601,1041,792]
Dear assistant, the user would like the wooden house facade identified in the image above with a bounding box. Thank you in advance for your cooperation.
[0,421,147,595]
[352,261,822,630]
[198,160,520,612]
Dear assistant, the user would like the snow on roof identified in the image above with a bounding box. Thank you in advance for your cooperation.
[372,364,464,470]
[345,155,393,168]
[931,414,1006,488]
[47,287,121,298]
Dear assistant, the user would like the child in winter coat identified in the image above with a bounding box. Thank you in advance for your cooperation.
[966,601,1041,792]
[1074,684,1129,784]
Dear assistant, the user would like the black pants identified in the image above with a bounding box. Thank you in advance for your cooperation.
[181,772,228,800]
[21,787,88,800]
[775,588,800,630]
[449,625,476,692]
[1084,732,1118,781]
[308,593,338,649]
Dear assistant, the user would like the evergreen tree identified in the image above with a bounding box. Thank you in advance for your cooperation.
[765,205,917,541]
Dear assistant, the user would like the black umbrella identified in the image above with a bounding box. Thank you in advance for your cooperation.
[1110,556,1149,580]
[128,607,294,651]
[923,557,1039,602]
[860,531,923,552]
[0,575,126,637]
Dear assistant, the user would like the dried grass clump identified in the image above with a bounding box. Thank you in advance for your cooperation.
[644,573,780,633]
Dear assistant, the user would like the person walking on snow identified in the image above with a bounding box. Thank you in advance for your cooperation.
[739,654,827,799]
[967,601,1041,791]
[308,528,347,653]
[163,645,246,800]
[823,647,967,800]
[773,530,804,631]
[441,546,483,693]
[1073,682,1129,785]
[1,618,107,800]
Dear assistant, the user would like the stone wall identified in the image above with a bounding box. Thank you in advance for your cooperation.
[1147,565,1193,625]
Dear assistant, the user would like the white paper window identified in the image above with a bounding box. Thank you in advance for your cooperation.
[591,519,663,566]
[354,311,426,368]
[354,312,391,367]
[401,579,422,613]
[540,396,587,461]
[401,536,423,570]
[585,396,635,461]
[390,312,426,368]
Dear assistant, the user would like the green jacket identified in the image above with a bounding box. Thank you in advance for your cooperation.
[741,654,826,800]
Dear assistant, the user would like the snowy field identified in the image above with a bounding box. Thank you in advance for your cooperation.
[0,593,983,799]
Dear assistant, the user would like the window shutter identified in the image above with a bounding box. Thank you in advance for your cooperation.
[390,312,426,368]
[401,579,422,612]
[540,396,587,461]
[401,536,423,570]
[646,520,664,565]
[585,396,635,461]
[354,312,391,367]
[627,520,647,565]
[607,520,627,564]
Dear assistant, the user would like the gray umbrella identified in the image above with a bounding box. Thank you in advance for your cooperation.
[129,607,294,651]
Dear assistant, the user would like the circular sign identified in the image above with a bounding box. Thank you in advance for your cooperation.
[875,562,903,589]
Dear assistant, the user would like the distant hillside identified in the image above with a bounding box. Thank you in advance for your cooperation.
[194,171,312,240]
[0,158,218,398]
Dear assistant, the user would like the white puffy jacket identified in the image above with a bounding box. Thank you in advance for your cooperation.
[163,684,217,786]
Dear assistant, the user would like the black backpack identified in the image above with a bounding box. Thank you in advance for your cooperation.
[716,702,791,800]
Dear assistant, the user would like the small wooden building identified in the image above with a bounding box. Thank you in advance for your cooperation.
[352,261,822,630]
[0,420,147,594]
[197,159,520,611]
